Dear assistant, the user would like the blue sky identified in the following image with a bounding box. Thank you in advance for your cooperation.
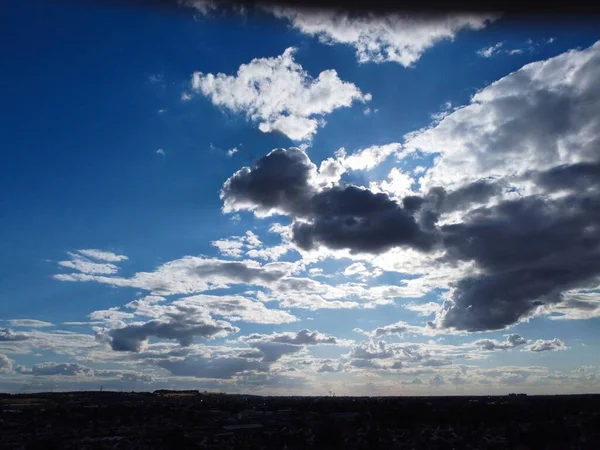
[1,0,600,394]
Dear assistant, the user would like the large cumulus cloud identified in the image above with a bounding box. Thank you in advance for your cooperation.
[221,41,600,333]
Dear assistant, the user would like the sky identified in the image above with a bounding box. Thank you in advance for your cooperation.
[1,0,600,395]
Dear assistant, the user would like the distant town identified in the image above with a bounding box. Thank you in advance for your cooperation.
[1,391,599,449]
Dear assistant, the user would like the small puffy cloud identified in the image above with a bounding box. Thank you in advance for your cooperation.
[370,167,415,200]
[212,231,262,258]
[246,245,290,261]
[58,252,120,275]
[343,262,369,277]
[0,354,14,373]
[339,143,402,171]
[76,249,128,262]
[0,328,29,342]
[371,321,410,338]
[475,334,527,351]
[7,319,53,328]
[525,338,567,352]
[403,302,441,317]
[190,48,370,140]
[477,42,504,57]
[317,157,346,186]
[350,340,393,359]
[269,8,497,67]
[156,148,165,156]
[227,147,239,157]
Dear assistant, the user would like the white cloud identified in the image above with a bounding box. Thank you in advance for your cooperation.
[54,256,295,296]
[474,334,527,351]
[211,238,246,258]
[179,0,218,15]
[477,41,504,57]
[406,41,600,193]
[246,245,290,261]
[170,295,297,325]
[190,47,370,140]
[269,8,497,67]
[403,302,442,317]
[212,231,281,259]
[525,338,568,352]
[76,249,128,262]
[343,262,368,276]
[369,167,415,200]
[156,148,165,156]
[7,319,53,328]
[227,147,239,157]
[340,143,402,171]
[0,354,13,373]
[314,143,404,188]
[544,291,600,320]
[58,252,120,275]
[316,157,346,186]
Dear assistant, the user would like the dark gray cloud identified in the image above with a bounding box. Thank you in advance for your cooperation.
[439,184,600,331]
[108,313,238,352]
[531,161,600,193]
[241,329,340,362]
[293,185,437,253]
[221,148,316,216]
[475,333,527,350]
[158,354,266,379]
[0,328,28,342]
[222,148,438,254]
[221,149,508,257]
[245,342,303,362]
[430,180,504,213]
[193,261,287,283]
